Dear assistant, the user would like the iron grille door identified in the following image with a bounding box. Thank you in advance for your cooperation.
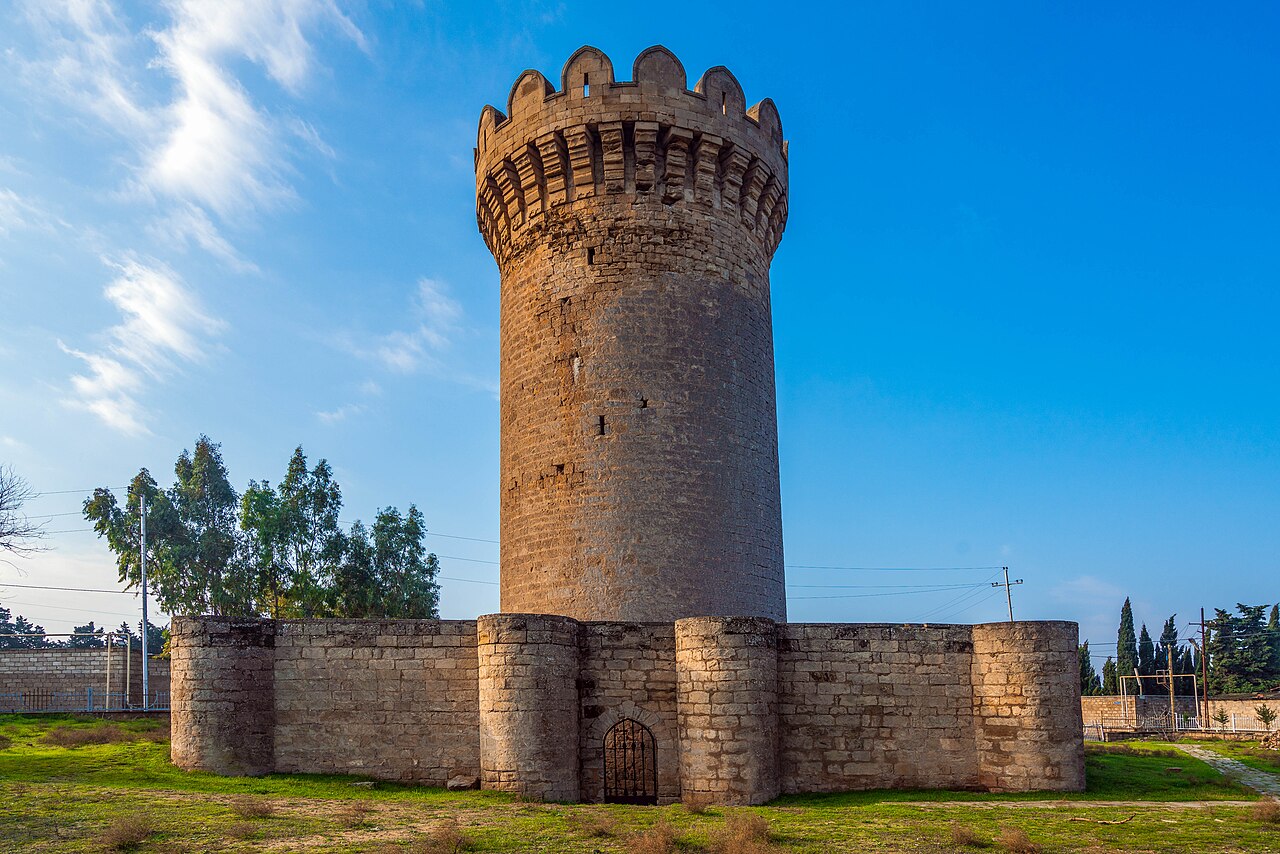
[603,719,657,805]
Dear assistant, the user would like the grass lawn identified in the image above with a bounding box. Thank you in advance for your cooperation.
[1,715,1278,852]
[1187,739,1280,775]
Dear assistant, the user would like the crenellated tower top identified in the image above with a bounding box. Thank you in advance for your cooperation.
[475,45,788,267]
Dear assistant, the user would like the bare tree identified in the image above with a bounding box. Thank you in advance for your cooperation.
[0,465,45,556]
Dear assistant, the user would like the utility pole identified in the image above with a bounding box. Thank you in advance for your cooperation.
[140,494,149,712]
[1163,641,1177,731]
[1200,608,1210,727]
[991,567,1023,623]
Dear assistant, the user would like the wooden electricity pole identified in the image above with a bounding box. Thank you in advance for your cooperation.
[991,568,1024,623]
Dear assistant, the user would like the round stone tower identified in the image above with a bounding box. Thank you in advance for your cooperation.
[475,45,789,622]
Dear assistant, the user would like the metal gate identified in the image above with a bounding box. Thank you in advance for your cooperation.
[603,719,657,805]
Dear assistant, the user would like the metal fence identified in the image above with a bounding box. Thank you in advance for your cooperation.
[0,689,170,713]
[1083,710,1274,738]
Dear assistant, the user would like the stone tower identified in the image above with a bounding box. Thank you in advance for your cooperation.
[475,46,789,622]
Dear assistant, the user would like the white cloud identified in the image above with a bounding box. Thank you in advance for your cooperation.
[146,204,259,273]
[316,402,364,423]
[371,278,464,373]
[0,189,65,238]
[17,0,364,261]
[61,256,224,435]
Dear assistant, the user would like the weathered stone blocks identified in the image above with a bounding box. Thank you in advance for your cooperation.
[477,46,788,623]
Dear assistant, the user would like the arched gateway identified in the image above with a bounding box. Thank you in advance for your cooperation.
[602,719,658,805]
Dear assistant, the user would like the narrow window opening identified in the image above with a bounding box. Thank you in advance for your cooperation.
[638,398,648,409]
[596,415,606,436]
[587,246,595,265]
[721,92,727,115]
[583,73,590,97]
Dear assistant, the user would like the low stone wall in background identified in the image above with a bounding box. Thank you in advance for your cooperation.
[0,647,170,711]
[1082,694,1280,732]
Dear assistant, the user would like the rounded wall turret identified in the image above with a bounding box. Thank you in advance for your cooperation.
[971,621,1086,792]
[477,46,788,622]
[476,614,581,801]
[675,616,780,804]
[170,617,275,776]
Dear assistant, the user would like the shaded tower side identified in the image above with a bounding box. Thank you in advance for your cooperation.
[476,46,789,622]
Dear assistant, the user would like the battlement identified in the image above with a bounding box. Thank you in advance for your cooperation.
[475,46,788,264]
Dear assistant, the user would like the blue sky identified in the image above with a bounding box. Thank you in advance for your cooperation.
[1,2,1277,665]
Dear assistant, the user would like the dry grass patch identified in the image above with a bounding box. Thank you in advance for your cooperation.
[226,820,258,839]
[1254,798,1280,825]
[404,820,471,853]
[568,810,618,837]
[627,820,677,854]
[97,816,153,852]
[229,794,275,819]
[950,822,991,848]
[682,791,715,814]
[708,813,779,854]
[43,724,128,748]
[0,733,12,750]
[338,800,376,829]
[996,827,1041,854]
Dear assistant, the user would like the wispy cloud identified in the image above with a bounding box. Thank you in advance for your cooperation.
[316,402,364,424]
[17,0,364,262]
[62,256,224,435]
[0,189,65,238]
[369,278,465,374]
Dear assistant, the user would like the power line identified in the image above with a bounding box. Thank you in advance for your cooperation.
[0,582,141,595]
[30,486,128,497]
[786,565,1004,572]
[790,584,989,601]
[787,582,999,590]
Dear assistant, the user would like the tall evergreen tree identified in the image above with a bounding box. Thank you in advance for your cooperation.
[1268,604,1280,683]
[1155,614,1179,672]
[0,603,48,649]
[68,621,105,648]
[1138,624,1156,692]
[1207,604,1276,693]
[1078,642,1102,695]
[1117,598,1138,689]
[1102,657,1118,695]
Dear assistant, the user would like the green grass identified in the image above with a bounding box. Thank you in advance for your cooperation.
[2,715,1279,852]
[1186,738,1280,775]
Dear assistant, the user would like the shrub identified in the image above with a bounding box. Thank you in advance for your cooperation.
[0,733,12,750]
[338,801,375,829]
[627,820,677,854]
[996,827,1041,854]
[1254,798,1280,825]
[230,795,275,819]
[226,820,257,839]
[682,791,715,814]
[98,816,153,852]
[1256,705,1277,731]
[951,823,990,848]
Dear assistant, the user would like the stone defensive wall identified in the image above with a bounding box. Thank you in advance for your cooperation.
[478,47,788,623]
[172,615,1083,802]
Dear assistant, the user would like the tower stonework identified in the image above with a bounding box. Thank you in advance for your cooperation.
[475,46,788,622]
[168,45,1087,805]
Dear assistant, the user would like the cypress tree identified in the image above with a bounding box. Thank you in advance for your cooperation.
[1269,604,1280,682]
[1117,598,1138,689]
[1102,657,1118,695]
[1079,642,1102,695]
[1138,624,1156,693]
